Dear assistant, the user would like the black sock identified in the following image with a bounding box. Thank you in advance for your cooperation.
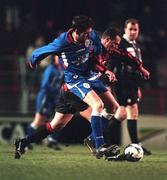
[26,124,52,144]
[104,116,121,145]
[127,119,138,143]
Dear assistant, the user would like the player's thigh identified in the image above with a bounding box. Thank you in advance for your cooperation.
[33,112,47,127]
[126,103,139,119]
[50,112,73,129]
[80,107,92,122]
[114,106,127,121]
[99,90,119,114]
[83,90,104,112]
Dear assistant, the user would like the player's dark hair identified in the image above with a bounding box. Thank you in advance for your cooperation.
[102,27,120,39]
[125,18,139,27]
[72,15,94,33]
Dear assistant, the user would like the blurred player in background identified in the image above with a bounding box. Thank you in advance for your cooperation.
[26,56,63,150]
[26,34,48,100]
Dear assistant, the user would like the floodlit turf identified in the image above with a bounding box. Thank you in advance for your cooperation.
[0,144,167,180]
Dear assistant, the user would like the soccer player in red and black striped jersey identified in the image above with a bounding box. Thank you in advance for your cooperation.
[85,27,150,154]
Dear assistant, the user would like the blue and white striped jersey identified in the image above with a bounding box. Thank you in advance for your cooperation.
[29,29,102,82]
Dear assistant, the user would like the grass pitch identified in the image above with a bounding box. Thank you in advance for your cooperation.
[0,144,167,180]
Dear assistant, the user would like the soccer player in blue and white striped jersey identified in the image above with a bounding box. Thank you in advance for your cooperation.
[14,15,118,159]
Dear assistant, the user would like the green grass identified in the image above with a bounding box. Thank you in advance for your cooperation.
[0,144,167,180]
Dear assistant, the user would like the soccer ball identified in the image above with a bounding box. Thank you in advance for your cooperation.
[124,143,144,161]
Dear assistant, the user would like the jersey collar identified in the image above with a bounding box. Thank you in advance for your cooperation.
[123,34,136,44]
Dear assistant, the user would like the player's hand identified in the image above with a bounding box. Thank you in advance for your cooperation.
[137,87,142,101]
[139,66,150,80]
[28,60,37,69]
[105,70,117,82]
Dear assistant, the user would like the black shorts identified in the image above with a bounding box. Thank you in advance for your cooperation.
[114,78,140,106]
[55,91,89,114]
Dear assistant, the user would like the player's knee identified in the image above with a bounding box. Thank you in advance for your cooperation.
[129,109,138,119]
[93,101,104,113]
[115,108,127,121]
[51,123,65,131]
[131,113,138,119]
[121,110,127,120]
[112,103,119,114]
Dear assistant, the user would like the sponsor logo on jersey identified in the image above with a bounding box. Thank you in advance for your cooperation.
[71,54,89,65]
[76,48,85,53]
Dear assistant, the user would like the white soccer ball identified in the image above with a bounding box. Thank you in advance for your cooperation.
[124,143,144,161]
